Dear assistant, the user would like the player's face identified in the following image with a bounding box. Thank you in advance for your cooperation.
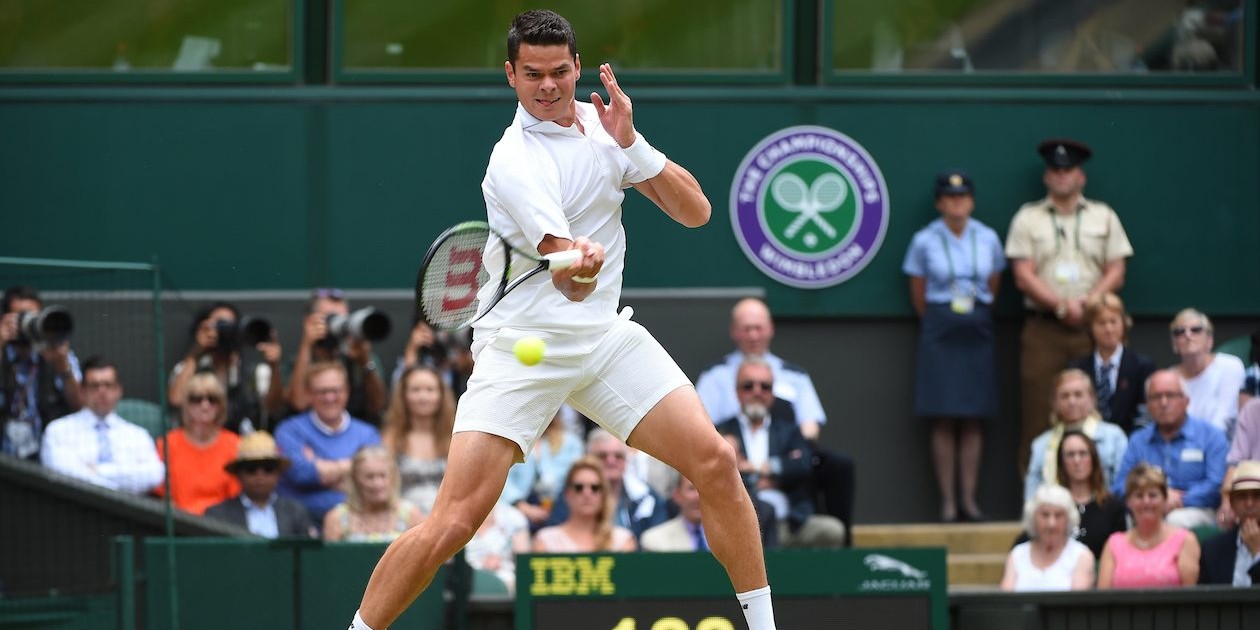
[404,370,442,419]
[506,43,580,127]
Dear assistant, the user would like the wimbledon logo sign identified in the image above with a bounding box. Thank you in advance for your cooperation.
[729,126,890,289]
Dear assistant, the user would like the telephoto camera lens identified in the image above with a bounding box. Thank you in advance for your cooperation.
[17,306,74,346]
[326,307,391,343]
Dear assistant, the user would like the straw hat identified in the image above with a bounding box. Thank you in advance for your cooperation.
[1231,460,1260,493]
[224,431,290,473]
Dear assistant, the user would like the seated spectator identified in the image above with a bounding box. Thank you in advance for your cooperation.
[1016,430,1126,558]
[1113,369,1228,528]
[2,285,81,459]
[275,361,380,524]
[544,429,668,539]
[1099,463,1201,588]
[1239,327,1259,408]
[323,445,423,542]
[695,298,855,543]
[1025,368,1128,501]
[204,431,316,538]
[1001,484,1095,592]
[40,356,163,493]
[1171,308,1246,438]
[716,357,846,548]
[380,365,453,515]
[640,474,780,552]
[1200,460,1260,586]
[534,456,637,552]
[464,500,531,594]
[1220,399,1260,526]
[155,373,240,515]
[503,408,584,530]
[287,289,386,426]
[168,301,284,434]
[1068,292,1155,434]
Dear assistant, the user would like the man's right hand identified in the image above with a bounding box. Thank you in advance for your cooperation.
[0,312,18,344]
[302,313,329,347]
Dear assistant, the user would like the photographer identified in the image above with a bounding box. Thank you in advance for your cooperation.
[286,288,387,427]
[391,319,473,400]
[1,286,81,459]
[169,301,284,434]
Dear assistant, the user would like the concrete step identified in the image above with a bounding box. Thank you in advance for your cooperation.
[852,521,1021,588]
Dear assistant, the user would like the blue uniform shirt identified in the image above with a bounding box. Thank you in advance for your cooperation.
[902,218,1005,304]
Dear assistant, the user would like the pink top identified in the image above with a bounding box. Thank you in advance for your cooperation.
[1106,528,1189,588]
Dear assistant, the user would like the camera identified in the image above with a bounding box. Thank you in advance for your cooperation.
[17,306,73,346]
[326,308,391,343]
[213,316,274,352]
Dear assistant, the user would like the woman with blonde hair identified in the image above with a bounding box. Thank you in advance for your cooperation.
[380,365,455,514]
[1024,368,1128,500]
[324,446,423,542]
[1170,308,1246,438]
[1000,484,1094,591]
[1067,292,1154,434]
[533,456,637,552]
[156,373,240,514]
[1098,463,1201,588]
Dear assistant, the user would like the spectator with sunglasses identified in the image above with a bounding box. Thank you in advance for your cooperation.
[533,456,637,552]
[716,358,846,548]
[155,373,240,515]
[1171,308,1246,439]
[543,429,667,539]
[205,431,316,538]
[287,288,387,427]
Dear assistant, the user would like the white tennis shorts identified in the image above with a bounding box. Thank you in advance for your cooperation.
[454,311,691,461]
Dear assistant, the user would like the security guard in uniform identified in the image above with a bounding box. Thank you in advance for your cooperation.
[1005,138,1134,471]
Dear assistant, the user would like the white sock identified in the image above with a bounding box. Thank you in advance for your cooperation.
[349,610,376,630]
[736,585,776,630]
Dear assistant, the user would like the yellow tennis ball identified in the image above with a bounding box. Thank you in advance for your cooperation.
[513,336,546,366]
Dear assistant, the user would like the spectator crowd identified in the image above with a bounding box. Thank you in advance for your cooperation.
[3,137,1259,592]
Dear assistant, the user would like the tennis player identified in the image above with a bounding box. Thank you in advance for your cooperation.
[349,10,775,629]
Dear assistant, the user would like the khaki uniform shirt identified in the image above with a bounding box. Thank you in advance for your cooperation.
[1005,197,1133,309]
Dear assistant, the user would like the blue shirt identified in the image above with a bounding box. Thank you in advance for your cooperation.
[902,218,1005,304]
[241,494,280,539]
[1112,416,1228,508]
[695,351,826,427]
[502,430,585,505]
[275,411,380,522]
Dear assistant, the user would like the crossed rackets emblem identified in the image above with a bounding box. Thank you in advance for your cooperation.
[770,172,848,247]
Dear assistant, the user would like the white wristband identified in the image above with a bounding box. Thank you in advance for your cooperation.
[623,132,667,179]
[571,275,597,284]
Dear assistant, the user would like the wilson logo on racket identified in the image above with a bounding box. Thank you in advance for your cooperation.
[442,246,483,311]
[730,125,890,289]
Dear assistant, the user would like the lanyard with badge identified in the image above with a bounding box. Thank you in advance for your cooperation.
[1050,206,1083,286]
[937,228,978,314]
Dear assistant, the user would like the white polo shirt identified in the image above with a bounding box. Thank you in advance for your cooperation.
[477,102,650,339]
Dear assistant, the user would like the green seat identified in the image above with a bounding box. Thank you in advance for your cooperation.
[116,398,167,440]
[1216,335,1253,364]
[471,568,511,595]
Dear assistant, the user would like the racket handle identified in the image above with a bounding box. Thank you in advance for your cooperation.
[543,249,582,272]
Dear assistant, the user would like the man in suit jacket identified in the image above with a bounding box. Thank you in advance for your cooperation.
[1069,293,1156,434]
[205,431,316,539]
[715,358,845,548]
[1200,460,1260,586]
[641,475,778,552]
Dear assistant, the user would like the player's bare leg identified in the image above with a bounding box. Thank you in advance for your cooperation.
[627,386,768,591]
[354,431,518,629]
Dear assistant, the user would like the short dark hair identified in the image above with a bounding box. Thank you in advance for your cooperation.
[507,9,577,66]
[2,285,40,313]
[189,301,240,341]
[81,355,119,380]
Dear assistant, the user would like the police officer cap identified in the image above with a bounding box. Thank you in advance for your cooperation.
[1037,138,1093,168]
[934,169,974,197]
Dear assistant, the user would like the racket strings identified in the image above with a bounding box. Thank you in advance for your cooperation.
[420,229,495,329]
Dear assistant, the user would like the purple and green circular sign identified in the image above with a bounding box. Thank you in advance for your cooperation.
[730,126,890,289]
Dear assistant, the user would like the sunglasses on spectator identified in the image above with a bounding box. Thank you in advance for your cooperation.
[238,461,280,474]
[738,380,774,392]
[570,482,603,494]
[187,394,221,405]
[312,287,346,300]
[1172,326,1206,337]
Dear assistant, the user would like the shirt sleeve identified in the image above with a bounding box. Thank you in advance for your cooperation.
[694,363,732,424]
[485,143,571,252]
[1228,400,1259,465]
[1103,208,1135,261]
[1112,435,1141,498]
[789,372,827,425]
[1004,210,1034,259]
[902,232,927,277]
[1025,435,1046,501]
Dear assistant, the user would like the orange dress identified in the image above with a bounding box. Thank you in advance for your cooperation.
[155,429,241,515]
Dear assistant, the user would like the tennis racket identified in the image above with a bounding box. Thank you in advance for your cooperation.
[415,221,583,331]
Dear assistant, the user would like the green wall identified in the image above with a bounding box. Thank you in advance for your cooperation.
[3,85,1258,316]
